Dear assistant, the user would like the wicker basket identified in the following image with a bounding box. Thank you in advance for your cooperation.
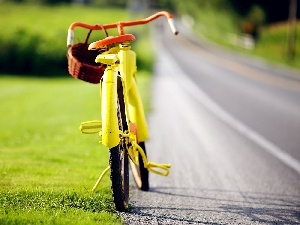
[67,29,107,84]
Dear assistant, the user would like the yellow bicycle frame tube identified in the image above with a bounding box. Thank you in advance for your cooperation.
[96,42,149,148]
[101,65,120,148]
[118,44,149,142]
[127,77,149,142]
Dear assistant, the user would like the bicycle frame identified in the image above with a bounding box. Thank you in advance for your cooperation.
[98,43,149,149]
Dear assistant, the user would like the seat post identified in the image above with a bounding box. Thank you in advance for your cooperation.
[117,22,125,35]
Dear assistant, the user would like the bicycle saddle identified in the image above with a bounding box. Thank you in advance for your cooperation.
[89,34,135,50]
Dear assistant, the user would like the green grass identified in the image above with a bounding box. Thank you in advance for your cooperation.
[0,76,121,224]
[1,191,119,225]
[193,6,237,46]
[250,22,300,69]
[0,72,151,224]
[1,3,128,40]
[136,71,152,112]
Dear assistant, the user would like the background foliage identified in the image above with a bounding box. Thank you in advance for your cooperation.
[0,2,152,76]
[0,0,299,76]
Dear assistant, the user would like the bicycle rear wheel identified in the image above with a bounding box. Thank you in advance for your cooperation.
[130,142,149,191]
[109,78,129,212]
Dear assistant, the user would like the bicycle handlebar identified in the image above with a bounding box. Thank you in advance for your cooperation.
[67,11,178,47]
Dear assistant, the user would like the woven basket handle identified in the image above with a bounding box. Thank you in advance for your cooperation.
[84,25,108,44]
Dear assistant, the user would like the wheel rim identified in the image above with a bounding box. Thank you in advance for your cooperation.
[130,159,142,188]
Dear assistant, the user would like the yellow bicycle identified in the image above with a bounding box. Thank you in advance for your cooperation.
[67,11,178,211]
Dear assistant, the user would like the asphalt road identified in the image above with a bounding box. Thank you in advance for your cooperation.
[121,24,300,224]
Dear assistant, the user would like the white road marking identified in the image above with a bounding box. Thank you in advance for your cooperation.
[160,46,300,175]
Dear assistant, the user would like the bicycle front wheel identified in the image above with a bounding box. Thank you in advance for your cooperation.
[109,78,129,212]
[109,144,129,211]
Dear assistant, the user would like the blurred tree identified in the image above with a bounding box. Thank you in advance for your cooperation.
[240,4,265,41]
[169,0,233,20]
[164,0,299,24]
[91,0,126,7]
[73,0,90,4]
[229,0,299,23]
[16,0,73,4]
[287,0,297,59]
[247,4,265,25]
[128,0,150,13]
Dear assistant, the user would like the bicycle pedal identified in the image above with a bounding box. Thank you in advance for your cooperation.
[80,120,102,134]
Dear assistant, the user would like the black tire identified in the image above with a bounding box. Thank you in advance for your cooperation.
[109,144,128,211]
[130,141,149,191]
[109,78,129,212]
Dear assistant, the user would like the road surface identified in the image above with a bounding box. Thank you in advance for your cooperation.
[121,23,300,224]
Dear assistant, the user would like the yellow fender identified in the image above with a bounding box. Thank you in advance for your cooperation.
[101,66,120,148]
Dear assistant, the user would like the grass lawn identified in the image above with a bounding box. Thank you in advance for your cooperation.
[0,3,128,40]
[0,74,151,224]
[250,22,300,69]
[0,76,116,224]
